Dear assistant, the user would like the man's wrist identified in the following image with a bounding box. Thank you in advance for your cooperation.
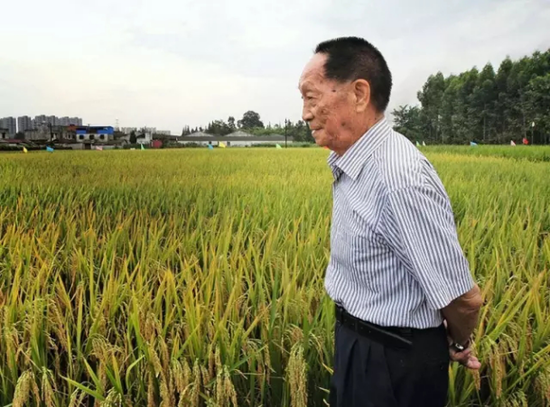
[450,337,471,352]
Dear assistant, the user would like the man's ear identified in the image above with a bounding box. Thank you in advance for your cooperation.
[353,79,371,113]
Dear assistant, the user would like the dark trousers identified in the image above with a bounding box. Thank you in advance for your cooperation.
[329,321,450,407]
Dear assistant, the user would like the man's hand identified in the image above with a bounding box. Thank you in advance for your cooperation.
[448,342,481,370]
[444,320,482,370]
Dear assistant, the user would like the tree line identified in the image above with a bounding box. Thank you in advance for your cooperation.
[393,49,550,145]
[181,110,314,143]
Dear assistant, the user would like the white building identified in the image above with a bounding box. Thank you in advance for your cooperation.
[120,127,138,134]
[178,131,293,147]
[136,133,153,144]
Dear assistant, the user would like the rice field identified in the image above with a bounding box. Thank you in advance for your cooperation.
[0,147,549,407]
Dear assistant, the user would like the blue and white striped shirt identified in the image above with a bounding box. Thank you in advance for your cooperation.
[325,118,474,329]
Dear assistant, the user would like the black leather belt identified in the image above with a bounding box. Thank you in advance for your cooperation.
[335,305,413,349]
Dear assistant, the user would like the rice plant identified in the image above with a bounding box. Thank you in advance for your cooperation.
[0,148,548,406]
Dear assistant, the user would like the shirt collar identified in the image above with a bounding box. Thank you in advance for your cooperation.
[327,118,391,181]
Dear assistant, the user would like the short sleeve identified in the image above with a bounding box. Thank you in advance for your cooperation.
[380,184,474,310]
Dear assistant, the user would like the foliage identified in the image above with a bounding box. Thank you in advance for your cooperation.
[237,110,264,129]
[205,119,233,136]
[394,49,550,145]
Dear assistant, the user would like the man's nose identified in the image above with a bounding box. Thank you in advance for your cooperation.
[302,105,313,122]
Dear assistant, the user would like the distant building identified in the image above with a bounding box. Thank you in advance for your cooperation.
[120,127,138,134]
[34,115,48,126]
[0,127,10,139]
[33,115,82,127]
[136,133,153,145]
[0,117,16,135]
[142,126,157,134]
[24,126,49,141]
[178,131,293,147]
[184,131,211,138]
[17,116,34,132]
[155,130,171,136]
[74,125,114,143]
[225,130,256,138]
[25,124,73,141]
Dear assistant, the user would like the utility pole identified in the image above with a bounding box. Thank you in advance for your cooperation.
[284,119,288,148]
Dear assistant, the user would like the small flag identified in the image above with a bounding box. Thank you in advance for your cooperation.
[510,140,516,146]
[95,145,103,151]
[46,146,54,152]
[416,141,420,147]
[276,144,282,149]
[422,141,426,146]
[22,147,28,153]
[531,121,535,128]
[208,144,214,150]
[219,142,226,148]
[141,144,145,150]
[523,137,529,145]
[470,141,478,147]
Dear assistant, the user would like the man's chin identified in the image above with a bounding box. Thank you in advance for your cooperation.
[314,138,329,149]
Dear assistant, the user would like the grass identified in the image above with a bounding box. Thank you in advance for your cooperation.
[0,147,549,406]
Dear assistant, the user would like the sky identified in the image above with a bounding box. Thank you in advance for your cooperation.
[1,0,549,134]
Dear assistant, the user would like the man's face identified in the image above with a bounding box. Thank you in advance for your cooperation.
[298,53,354,151]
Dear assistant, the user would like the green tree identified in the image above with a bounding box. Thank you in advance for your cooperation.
[409,49,550,145]
[238,111,264,129]
[525,73,550,143]
[495,56,514,139]
[474,63,497,142]
[228,116,236,131]
[417,72,445,142]
[206,120,232,136]
[181,126,191,136]
[130,131,137,144]
[392,105,423,142]
[439,76,460,143]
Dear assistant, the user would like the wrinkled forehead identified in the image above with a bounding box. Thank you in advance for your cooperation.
[299,53,327,91]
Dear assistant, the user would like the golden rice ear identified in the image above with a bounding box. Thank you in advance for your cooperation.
[287,344,308,407]
[13,370,38,407]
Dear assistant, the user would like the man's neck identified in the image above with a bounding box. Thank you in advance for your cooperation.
[334,114,385,156]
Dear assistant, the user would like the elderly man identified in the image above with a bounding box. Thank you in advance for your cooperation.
[299,37,483,407]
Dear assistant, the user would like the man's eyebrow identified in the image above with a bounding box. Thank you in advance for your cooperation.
[299,84,316,93]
